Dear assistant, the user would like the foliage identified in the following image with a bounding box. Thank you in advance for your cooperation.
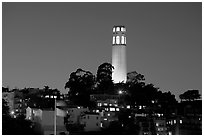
[65,68,95,107]
[179,90,201,101]
[96,63,114,94]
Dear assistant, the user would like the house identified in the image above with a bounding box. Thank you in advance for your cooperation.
[80,112,101,132]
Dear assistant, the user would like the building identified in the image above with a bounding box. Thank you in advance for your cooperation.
[25,107,68,135]
[66,106,89,125]
[112,25,127,83]
[80,112,102,132]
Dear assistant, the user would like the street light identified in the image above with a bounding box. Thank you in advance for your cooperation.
[118,90,123,94]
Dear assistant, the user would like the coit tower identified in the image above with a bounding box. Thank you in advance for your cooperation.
[112,25,127,83]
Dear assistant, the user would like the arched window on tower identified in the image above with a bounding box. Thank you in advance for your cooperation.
[121,36,125,44]
[121,27,124,32]
[113,36,115,44]
[116,27,120,32]
[113,27,115,32]
[116,36,120,44]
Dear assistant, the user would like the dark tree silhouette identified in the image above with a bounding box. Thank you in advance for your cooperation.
[65,68,95,107]
[96,63,114,94]
[179,90,201,102]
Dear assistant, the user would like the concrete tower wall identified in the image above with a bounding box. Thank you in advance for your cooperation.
[112,26,127,83]
[112,45,127,83]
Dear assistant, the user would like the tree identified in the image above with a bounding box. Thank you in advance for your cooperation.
[96,63,114,94]
[179,90,201,102]
[65,68,95,107]
[127,71,145,86]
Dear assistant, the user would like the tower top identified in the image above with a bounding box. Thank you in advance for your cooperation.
[113,26,126,33]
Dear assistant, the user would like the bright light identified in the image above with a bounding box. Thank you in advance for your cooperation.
[180,120,182,124]
[10,110,15,115]
[118,90,123,94]
[127,105,130,109]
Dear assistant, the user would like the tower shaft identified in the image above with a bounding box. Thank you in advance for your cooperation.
[112,26,127,83]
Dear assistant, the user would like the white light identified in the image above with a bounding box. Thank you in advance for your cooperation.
[118,90,123,94]
[113,27,115,32]
[156,123,159,126]
[116,36,120,44]
[110,108,115,111]
[10,110,15,115]
[45,95,49,98]
[77,106,80,109]
[127,105,130,109]
[174,120,176,124]
[139,106,142,109]
[116,108,119,111]
[107,113,110,116]
[116,27,120,31]
[180,120,182,124]
[104,103,108,106]
[113,36,115,44]
[104,118,107,121]
[100,123,103,127]
[128,116,131,118]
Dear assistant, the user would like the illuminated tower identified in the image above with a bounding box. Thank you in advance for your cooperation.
[112,25,127,83]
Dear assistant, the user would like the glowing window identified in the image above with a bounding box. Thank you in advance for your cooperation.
[116,108,119,111]
[180,120,182,124]
[116,27,120,31]
[121,36,125,44]
[113,27,115,32]
[107,113,110,116]
[113,36,115,44]
[116,36,120,44]
[121,27,124,31]
[110,108,115,111]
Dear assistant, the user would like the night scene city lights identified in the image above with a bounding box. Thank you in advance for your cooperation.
[2,2,202,135]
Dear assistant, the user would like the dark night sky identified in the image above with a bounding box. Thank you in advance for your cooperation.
[2,2,201,100]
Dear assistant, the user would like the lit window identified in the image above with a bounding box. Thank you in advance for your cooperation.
[121,36,125,44]
[96,110,99,113]
[127,105,130,109]
[98,103,102,107]
[180,120,182,124]
[156,123,159,126]
[174,120,176,124]
[116,27,120,31]
[123,28,126,31]
[104,103,108,106]
[116,108,119,111]
[113,27,115,32]
[104,118,107,121]
[110,108,115,111]
[116,36,120,44]
[121,27,124,31]
[109,104,112,106]
[100,123,103,127]
[113,36,115,44]
[107,113,110,116]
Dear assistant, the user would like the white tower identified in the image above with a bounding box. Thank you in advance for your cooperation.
[112,25,127,83]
